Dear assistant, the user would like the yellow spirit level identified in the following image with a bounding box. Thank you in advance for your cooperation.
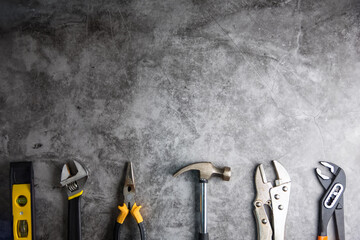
[10,162,35,240]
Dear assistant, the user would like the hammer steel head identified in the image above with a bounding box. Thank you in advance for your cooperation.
[173,162,231,181]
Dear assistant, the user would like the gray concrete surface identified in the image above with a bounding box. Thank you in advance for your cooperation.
[1,0,360,239]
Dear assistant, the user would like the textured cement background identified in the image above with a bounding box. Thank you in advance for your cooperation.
[0,0,360,239]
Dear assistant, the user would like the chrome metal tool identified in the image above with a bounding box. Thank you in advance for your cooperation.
[253,161,291,240]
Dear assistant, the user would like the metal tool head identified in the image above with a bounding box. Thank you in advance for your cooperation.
[315,162,346,240]
[273,160,291,186]
[320,161,340,174]
[315,161,346,208]
[173,162,231,181]
[254,161,291,201]
[123,162,136,209]
[315,161,343,190]
[254,164,273,205]
[60,160,88,197]
[315,167,332,190]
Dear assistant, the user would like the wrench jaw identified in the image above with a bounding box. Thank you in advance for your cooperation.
[320,161,340,175]
[60,160,88,198]
[315,168,332,190]
[315,162,343,190]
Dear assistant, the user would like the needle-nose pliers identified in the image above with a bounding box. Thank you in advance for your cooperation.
[315,161,346,240]
[114,162,147,240]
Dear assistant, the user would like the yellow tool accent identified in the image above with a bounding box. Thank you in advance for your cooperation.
[130,203,143,224]
[117,203,129,224]
[68,190,83,200]
[318,236,328,240]
[12,184,32,240]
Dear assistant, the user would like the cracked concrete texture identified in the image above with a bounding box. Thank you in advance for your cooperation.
[0,0,360,239]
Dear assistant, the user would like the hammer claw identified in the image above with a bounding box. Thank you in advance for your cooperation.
[173,162,231,181]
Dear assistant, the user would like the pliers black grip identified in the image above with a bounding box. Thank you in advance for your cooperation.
[114,203,146,240]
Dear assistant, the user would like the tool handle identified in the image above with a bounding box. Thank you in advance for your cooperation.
[113,221,147,240]
[253,203,272,240]
[68,196,81,240]
[113,222,122,240]
[199,232,209,240]
[317,236,328,240]
[138,222,147,240]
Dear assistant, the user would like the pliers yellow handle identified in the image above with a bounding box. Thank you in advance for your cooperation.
[116,203,144,224]
[114,203,146,240]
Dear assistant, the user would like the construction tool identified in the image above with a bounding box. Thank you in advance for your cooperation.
[60,160,88,240]
[315,161,346,240]
[114,162,146,240]
[10,162,35,240]
[253,161,291,240]
[173,162,231,240]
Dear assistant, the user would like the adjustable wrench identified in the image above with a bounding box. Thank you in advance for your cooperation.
[60,160,88,240]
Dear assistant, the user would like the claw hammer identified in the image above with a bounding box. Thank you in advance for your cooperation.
[174,162,231,240]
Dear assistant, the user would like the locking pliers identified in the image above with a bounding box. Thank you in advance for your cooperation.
[253,161,291,240]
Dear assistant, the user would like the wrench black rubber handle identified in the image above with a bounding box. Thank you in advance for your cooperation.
[68,196,81,240]
[199,232,209,240]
